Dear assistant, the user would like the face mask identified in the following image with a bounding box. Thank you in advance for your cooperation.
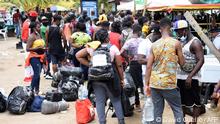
[179,35,187,42]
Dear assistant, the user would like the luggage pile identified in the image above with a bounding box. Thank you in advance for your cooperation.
[1,86,69,115]
[53,65,83,101]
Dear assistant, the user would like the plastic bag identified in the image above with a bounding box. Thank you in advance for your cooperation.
[76,99,95,124]
[8,86,34,114]
[24,66,34,84]
[78,85,88,100]
[0,91,7,112]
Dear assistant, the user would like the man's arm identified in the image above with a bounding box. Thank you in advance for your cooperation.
[175,40,185,66]
[145,48,154,95]
[189,40,204,78]
[45,27,49,48]
[60,28,67,50]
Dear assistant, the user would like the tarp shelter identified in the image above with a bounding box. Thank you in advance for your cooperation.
[50,5,68,11]
[117,0,220,11]
[117,0,144,10]
[147,0,220,11]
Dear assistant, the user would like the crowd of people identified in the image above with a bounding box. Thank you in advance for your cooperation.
[9,7,220,124]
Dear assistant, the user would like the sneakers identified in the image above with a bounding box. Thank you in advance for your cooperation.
[45,75,53,79]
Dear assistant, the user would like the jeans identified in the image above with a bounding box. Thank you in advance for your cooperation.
[30,58,42,92]
[129,61,143,106]
[45,51,51,75]
[92,83,124,124]
[14,23,20,38]
[151,88,184,124]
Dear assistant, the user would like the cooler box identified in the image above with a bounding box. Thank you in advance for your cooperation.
[200,55,220,83]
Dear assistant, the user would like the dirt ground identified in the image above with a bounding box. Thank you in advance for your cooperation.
[0,38,220,124]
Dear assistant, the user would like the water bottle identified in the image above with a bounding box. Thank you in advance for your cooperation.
[142,97,154,124]
[78,85,88,100]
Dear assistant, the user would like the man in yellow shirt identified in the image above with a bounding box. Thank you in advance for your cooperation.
[145,18,185,124]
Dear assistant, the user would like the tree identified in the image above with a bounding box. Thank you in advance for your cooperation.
[8,0,56,11]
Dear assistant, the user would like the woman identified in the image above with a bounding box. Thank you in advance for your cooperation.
[70,22,91,80]
[76,29,125,124]
[26,22,46,94]
[70,22,91,67]
[109,21,122,50]
[120,24,143,111]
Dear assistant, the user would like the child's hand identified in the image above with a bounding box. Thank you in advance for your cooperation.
[211,93,218,99]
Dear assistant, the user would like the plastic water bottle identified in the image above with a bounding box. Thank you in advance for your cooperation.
[142,97,154,124]
[78,85,88,100]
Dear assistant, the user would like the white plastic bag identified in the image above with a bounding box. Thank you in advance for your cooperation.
[24,65,34,84]
[78,85,88,100]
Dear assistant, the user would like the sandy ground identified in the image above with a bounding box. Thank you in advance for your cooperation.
[0,38,220,124]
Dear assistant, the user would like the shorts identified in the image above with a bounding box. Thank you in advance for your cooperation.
[177,79,201,107]
[51,54,65,65]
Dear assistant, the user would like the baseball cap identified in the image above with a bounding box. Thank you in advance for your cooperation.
[41,16,47,20]
[29,10,38,17]
[96,14,108,25]
[174,20,188,30]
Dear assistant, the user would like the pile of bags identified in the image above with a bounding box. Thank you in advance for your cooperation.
[0,86,69,115]
[53,65,83,101]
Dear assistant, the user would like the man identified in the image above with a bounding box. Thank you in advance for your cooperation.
[13,9,21,38]
[45,8,53,26]
[121,24,144,111]
[137,36,152,94]
[21,11,38,55]
[46,14,67,74]
[175,20,204,124]
[210,27,220,51]
[145,18,185,124]
[40,16,52,79]
[92,14,109,40]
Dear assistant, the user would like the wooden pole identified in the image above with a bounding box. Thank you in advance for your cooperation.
[184,11,220,62]
[134,0,136,15]
[142,0,147,16]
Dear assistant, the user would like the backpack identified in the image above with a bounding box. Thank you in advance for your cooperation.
[0,91,7,112]
[88,45,114,81]
[8,86,34,114]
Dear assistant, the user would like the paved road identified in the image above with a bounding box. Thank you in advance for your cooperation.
[0,38,220,124]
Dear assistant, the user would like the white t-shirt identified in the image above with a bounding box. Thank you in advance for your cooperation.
[213,34,220,50]
[138,38,152,75]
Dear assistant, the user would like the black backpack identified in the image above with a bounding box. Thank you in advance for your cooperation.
[88,45,114,81]
[0,91,7,112]
[7,86,34,114]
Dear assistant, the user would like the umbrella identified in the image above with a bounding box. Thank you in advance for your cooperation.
[50,5,68,11]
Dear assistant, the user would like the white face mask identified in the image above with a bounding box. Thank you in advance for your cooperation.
[180,35,187,42]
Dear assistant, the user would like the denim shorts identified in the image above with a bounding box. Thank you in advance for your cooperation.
[51,54,65,64]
